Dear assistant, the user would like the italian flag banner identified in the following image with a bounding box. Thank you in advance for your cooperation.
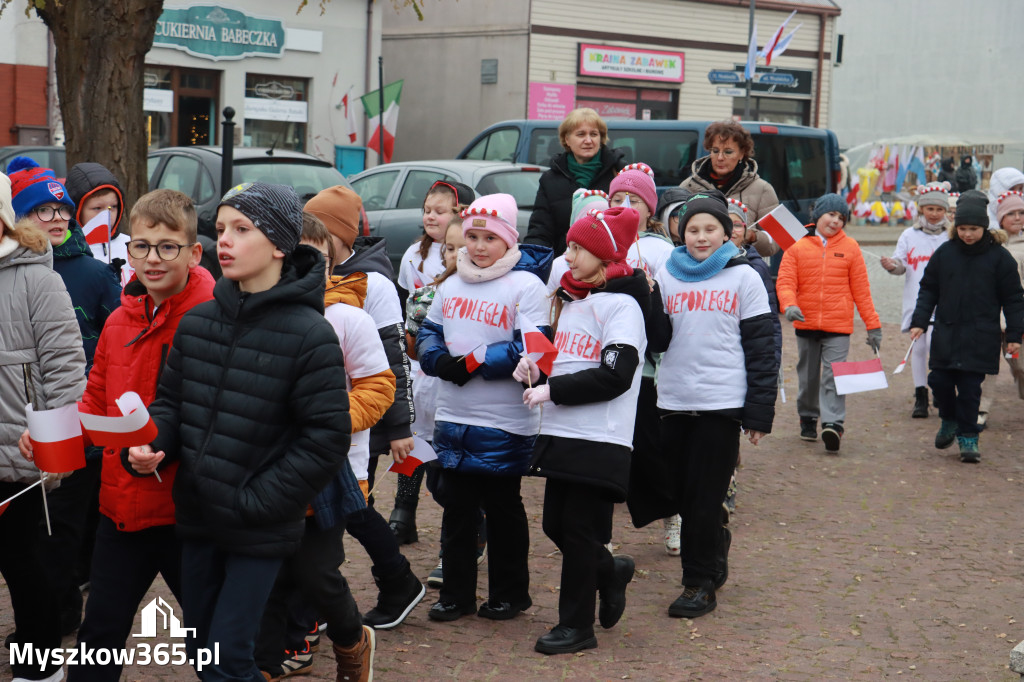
[361,80,403,163]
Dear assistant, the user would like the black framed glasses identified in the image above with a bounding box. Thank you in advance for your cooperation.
[34,206,72,222]
[127,240,194,261]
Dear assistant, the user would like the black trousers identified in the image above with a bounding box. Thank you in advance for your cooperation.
[929,368,985,436]
[542,477,614,629]
[256,517,363,670]
[660,412,740,587]
[69,515,183,682]
[0,480,63,680]
[437,469,530,607]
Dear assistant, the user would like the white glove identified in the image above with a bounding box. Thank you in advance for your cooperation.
[512,356,540,385]
[523,385,551,409]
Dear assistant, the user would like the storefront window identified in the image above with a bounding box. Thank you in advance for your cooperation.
[144,65,219,148]
[576,84,677,120]
[244,74,308,152]
[732,96,810,126]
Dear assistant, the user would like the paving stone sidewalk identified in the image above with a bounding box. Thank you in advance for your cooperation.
[3,317,1022,681]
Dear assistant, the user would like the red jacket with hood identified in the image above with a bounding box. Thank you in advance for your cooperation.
[81,266,215,532]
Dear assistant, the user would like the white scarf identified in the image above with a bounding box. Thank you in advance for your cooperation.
[456,244,522,283]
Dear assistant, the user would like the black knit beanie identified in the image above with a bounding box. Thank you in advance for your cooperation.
[954,190,989,228]
[219,182,302,254]
[677,189,734,237]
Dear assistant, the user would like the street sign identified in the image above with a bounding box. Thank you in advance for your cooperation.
[717,87,746,97]
[755,72,796,86]
[708,70,743,84]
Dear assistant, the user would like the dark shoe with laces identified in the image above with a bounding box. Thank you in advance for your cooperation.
[668,584,717,618]
[477,597,532,620]
[427,600,476,622]
[821,423,844,453]
[799,418,817,441]
[935,419,957,449]
[534,624,598,655]
[333,625,374,682]
[598,556,634,629]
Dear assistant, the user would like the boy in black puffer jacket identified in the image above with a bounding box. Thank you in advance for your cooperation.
[128,182,373,681]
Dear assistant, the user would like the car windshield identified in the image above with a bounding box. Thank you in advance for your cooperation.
[233,161,347,200]
[476,170,543,210]
[752,134,828,202]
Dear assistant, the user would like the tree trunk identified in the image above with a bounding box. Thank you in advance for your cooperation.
[36,0,164,210]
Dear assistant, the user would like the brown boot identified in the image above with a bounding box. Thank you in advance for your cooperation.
[334,625,375,682]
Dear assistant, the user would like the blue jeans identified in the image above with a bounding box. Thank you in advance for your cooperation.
[181,541,282,682]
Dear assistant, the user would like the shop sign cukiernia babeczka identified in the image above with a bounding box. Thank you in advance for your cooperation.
[154,5,285,61]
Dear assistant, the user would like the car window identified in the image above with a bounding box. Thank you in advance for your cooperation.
[396,170,452,210]
[350,170,400,211]
[154,155,200,196]
[527,129,563,165]
[147,155,162,187]
[607,130,698,188]
[752,134,827,202]
[233,162,347,202]
[197,164,217,204]
[464,128,520,162]
[476,171,543,210]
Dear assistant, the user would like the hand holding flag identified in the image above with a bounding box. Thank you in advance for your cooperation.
[78,391,159,450]
[387,436,438,476]
[516,309,558,375]
[755,205,807,251]
[459,344,488,373]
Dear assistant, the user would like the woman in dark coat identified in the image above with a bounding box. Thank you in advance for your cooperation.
[525,108,626,256]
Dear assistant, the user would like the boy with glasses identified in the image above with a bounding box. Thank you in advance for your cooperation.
[67,189,215,682]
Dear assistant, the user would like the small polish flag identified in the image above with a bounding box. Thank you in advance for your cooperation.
[387,436,439,476]
[409,261,425,289]
[82,209,111,246]
[833,358,889,395]
[462,344,487,373]
[78,391,159,449]
[755,204,808,251]
[517,314,558,375]
[26,403,85,474]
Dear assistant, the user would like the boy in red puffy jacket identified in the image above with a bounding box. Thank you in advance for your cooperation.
[776,193,882,454]
[70,190,214,682]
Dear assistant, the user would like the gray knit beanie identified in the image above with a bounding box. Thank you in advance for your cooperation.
[810,193,849,223]
[219,182,302,254]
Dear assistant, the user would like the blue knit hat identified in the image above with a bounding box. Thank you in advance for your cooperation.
[6,156,75,219]
[811,193,849,223]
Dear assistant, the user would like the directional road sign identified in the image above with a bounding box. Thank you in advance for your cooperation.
[716,87,746,97]
[707,70,743,84]
[755,72,796,86]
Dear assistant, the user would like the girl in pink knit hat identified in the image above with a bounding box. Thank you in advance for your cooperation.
[415,193,553,623]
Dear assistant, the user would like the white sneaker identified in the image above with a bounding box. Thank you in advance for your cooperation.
[663,515,681,556]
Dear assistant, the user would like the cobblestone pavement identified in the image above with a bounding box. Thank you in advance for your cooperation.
[4,231,1022,681]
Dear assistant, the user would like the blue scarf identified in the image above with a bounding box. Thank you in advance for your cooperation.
[665,241,739,282]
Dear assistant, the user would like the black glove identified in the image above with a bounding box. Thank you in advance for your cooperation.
[434,354,473,386]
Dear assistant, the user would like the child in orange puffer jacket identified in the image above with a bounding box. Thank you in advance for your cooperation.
[776,193,882,454]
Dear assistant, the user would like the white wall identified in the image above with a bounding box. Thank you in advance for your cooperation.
[0,7,48,67]
[830,0,1024,149]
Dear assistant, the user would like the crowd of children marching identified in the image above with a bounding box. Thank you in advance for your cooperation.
[2,113,1024,682]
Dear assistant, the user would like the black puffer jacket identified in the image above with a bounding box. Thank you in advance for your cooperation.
[145,245,357,558]
[525,146,626,256]
[911,231,1024,375]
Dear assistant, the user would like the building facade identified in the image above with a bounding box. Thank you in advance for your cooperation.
[0,0,380,164]
[381,0,840,162]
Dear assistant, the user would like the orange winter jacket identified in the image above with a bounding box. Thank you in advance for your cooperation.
[776,229,881,334]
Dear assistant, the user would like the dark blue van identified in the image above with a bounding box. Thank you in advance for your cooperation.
[457,119,841,223]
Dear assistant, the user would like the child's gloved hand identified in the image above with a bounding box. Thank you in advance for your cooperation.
[784,306,805,322]
[512,356,540,385]
[435,354,473,386]
[866,328,883,352]
[523,385,551,409]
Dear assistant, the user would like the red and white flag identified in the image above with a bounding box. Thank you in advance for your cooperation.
[26,403,85,474]
[342,86,358,144]
[755,204,807,251]
[833,358,889,395]
[408,262,425,289]
[462,344,487,373]
[78,391,158,449]
[387,436,438,476]
[518,314,558,375]
[761,10,797,66]
[81,209,111,246]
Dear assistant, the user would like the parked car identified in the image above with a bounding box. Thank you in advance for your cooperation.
[457,119,841,223]
[0,145,68,177]
[147,146,351,240]
[348,160,546,273]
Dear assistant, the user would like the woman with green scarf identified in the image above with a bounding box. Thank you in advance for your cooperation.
[525,108,626,256]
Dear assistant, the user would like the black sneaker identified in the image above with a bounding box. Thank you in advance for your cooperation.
[362,566,425,630]
[821,423,844,453]
[426,558,443,588]
[799,418,817,441]
[668,584,717,618]
[260,642,313,680]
